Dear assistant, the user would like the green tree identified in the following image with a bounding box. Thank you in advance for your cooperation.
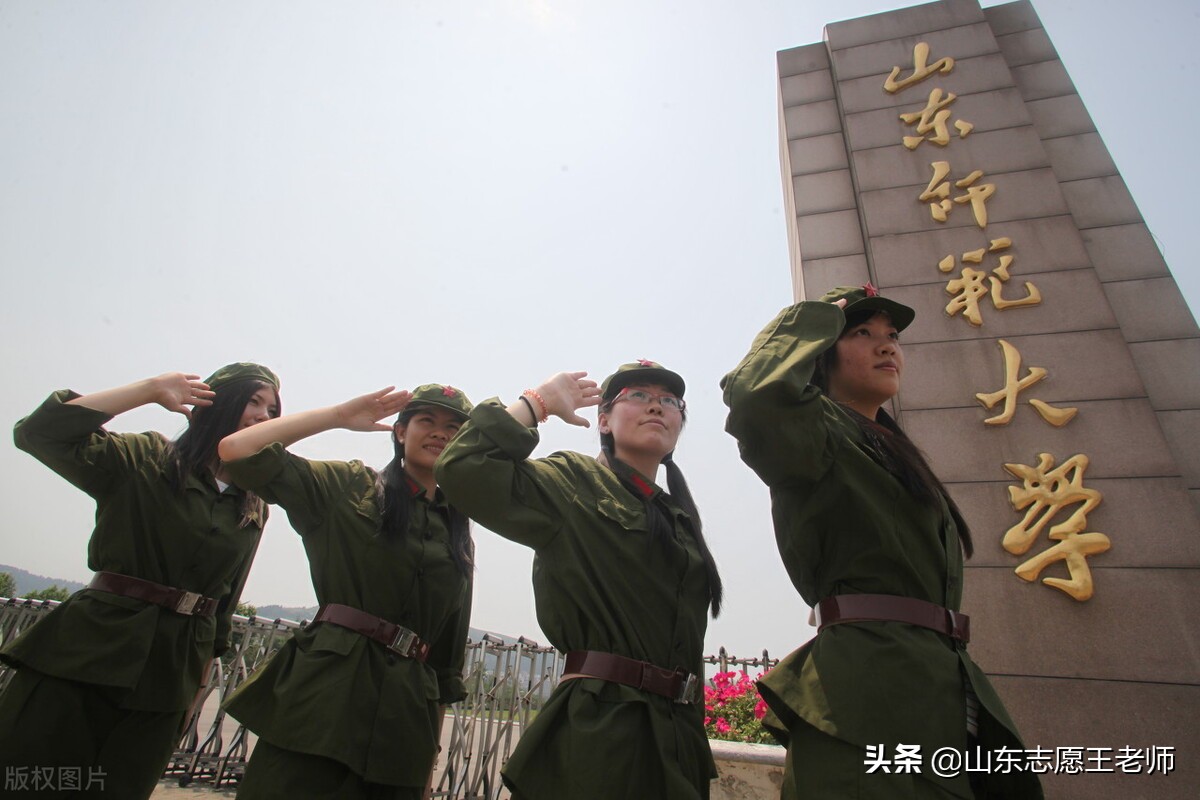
[24,584,71,602]
[0,572,16,598]
[235,602,257,617]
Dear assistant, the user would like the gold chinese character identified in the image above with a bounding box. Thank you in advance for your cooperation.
[899,88,975,149]
[939,238,1041,326]
[976,339,1078,427]
[953,171,994,228]
[1013,532,1112,602]
[919,162,995,227]
[884,42,955,94]
[942,265,989,324]
[1003,453,1110,601]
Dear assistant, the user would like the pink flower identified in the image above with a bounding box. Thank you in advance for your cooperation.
[702,669,776,745]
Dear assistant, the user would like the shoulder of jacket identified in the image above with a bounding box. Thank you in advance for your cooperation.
[537,450,610,497]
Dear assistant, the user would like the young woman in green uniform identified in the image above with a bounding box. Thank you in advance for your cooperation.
[435,361,723,800]
[216,383,475,800]
[0,363,281,799]
[722,285,1042,799]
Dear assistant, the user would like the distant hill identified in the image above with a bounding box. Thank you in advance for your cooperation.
[249,604,320,622]
[0,564,86,597]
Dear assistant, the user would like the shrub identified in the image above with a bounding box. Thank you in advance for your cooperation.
[703,670,775,744]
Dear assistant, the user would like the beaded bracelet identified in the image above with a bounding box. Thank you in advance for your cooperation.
[522,389,549,423]
[518,394,539,426]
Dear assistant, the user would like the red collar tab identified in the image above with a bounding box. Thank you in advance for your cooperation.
[863,282,879,297]
[442,386,458,397]
[630,473,655,498]
[402,474,424,497]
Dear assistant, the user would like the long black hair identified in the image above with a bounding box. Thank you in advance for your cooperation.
[598,400,724,617]
[376,405,474,577]
[167,378,280,527]
[813,309,974,558]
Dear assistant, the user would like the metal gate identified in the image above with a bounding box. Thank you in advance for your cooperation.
[1,597,777,798]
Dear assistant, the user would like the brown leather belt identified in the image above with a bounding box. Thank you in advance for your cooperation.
[88,571,218,617]
[562,650,701,704]
[816,593,970,643]
[313,603,430,662]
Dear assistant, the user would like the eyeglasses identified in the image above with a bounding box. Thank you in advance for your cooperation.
[612,387,686,412]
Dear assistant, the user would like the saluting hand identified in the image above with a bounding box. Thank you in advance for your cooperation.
[153,373,215,421]
[536,371,603,428]
[334,387,414,432]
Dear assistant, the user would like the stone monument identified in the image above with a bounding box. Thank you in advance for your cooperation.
[776,0,1199,796]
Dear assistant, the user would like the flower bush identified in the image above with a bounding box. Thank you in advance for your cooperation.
[703,670,775,744]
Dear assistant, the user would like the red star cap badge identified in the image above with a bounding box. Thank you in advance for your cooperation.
[863,281,879,297]
[442,386,458,397]
[637,358,655,367]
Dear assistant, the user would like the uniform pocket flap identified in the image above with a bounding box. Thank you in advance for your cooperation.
[595,497,648,533]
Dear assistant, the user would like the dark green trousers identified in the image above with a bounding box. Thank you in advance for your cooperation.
[0,668,184,799]
[237,739,422,800]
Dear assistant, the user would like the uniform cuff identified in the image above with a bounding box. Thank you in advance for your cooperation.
[469,399,540,461]
[437,673,467,705]
[223,442,288,492]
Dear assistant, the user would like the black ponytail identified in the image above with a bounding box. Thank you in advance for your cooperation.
[661,453,724,617]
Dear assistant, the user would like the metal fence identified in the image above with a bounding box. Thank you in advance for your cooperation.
[0,597,779,798]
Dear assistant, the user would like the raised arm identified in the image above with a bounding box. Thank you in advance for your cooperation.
[720,300,845,486]
[503,371,602,428]
[66,372,216,420]
[218,387,412,462]
[436,372,601,550]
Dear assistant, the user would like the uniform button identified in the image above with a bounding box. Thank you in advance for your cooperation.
[387,655,397,666]
[424,531,434,541]
[210,527,220,534]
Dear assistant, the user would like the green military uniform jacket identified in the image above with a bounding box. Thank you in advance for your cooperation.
[221,443,471,788]
[436,400,717,800]
[722,302,1037,799]
[4,390,264,712]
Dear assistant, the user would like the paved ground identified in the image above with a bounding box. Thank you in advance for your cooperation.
[152,779,238,798]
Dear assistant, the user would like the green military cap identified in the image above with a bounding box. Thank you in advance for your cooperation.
[818,282,915,332]
[204,362,280,391]
[600,360,686,401]
[407,384,474,420]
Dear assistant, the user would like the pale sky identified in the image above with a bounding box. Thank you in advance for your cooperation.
[2,0,1197,661]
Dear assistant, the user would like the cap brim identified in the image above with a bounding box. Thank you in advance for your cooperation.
[603,368,686,400]
[845,297,915,332]
[406,399,471,420]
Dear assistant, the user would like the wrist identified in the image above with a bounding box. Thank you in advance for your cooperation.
[518,394,539,425]
[522,389,549,423]
[147,375,176,408]
[330,404,356,431]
